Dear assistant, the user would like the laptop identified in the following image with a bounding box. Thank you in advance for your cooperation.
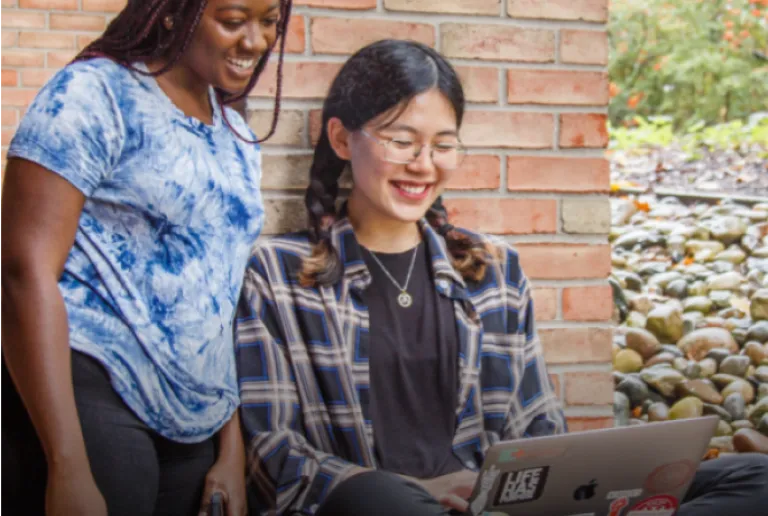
[466,416,719,516]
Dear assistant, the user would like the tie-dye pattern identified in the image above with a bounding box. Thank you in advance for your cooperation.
[8,58,264,442]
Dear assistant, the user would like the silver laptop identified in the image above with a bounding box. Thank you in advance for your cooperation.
[466,416,718,516]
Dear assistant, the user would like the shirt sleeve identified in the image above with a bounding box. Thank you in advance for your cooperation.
[499,246,569,439]
[7,61,124,196]
[235,252,360,515]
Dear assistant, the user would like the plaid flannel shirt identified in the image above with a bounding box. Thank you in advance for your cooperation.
[235,217,567,515]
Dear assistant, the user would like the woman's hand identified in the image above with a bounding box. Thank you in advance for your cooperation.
[199,452,247,516]
[46,461,108,516]
[419,469,478,512]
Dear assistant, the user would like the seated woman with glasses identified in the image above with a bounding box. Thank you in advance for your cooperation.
[233,40,768,516]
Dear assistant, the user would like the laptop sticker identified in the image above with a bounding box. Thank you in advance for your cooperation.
[468,465,501,516]
[573,480,598,501]
[497,447,567,462]
[608,497,630,516]
[492,466,549,506]
[607,489,643,500]
[626,495,679,516]
[643,460,696,494]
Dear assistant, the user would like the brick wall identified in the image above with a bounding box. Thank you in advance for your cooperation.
[0,0,614,430]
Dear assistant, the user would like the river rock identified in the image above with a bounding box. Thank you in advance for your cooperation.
[647,402,670,422]
[686,240,725,255]
[669,397,704,419]
[614,391,631,426]
[719,355,751,377]
[641,368,687,398]
[698,358,718,378]
[614,349,644,373]
[747,321,768,343]
[648,272,683,289]
[646,352,676,368]
[625,328,662,360]
[646,305,684,343]
[705,348,734,364]
[617,376,650,407]
[683,296,713,314]
[707,216,748,244]
[677,328,739,361]
[688,281,709,297]
[709,436,736,452]
[709,290,733,309]
[615,230,658,249]
[750,397,768,426]
[751,289,768,320]
[724,393,747,421]
[759,384,768,401]
[715,420,734,436]
[758,414,768,436]
[722,379,755,404]
[665,279,689,300]
[715,247,747,264]
[754,365,768,383]
[731,420,755,431]
[676,379,723,405]
[629,294,655,316]
[703,403,732,422]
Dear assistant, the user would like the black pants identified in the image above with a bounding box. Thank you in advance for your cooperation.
[2,351,215,516]
[317,454,768,516]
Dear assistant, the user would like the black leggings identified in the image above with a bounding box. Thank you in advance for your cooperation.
[316,454,768,516]
[2,351,215,516]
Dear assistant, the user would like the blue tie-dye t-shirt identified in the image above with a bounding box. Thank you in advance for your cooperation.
[8,58,265,442]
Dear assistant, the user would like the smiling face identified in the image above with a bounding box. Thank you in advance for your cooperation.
[335,88,461,225]
[179,0,280,94]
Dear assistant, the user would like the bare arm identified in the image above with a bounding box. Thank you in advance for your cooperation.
[1,158,89,470]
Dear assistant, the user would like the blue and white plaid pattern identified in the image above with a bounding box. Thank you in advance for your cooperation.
[235,218,567,515]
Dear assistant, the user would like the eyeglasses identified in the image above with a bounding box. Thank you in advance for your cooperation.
[360,129,466,171]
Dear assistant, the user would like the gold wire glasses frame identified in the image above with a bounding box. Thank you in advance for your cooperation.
[359,129,466,171]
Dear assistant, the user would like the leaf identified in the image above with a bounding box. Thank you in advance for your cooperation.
[633,200,651,212]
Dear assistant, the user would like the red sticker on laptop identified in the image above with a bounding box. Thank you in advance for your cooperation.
[608,497,629,516]
[643,460,696,494]
[626,495,679,516]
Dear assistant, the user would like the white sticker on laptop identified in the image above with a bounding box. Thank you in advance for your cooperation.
[469,465,502,515]
[492,466,549,506]
[607,488,642,500]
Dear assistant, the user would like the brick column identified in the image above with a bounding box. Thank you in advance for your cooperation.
[0,0,615,429]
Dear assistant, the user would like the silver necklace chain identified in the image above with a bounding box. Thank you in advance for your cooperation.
[366,245,420,308]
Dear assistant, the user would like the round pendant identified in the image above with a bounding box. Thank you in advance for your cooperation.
[397,291,413,308]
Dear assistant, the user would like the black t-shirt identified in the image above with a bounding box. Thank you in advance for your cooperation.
[361,241,465,479]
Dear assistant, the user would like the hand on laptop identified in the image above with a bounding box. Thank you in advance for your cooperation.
[419,469,478,512]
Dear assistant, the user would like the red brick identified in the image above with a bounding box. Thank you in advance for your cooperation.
[564,371,614,405]
[445,155,500,190]
[515,244,611,280]
[560,30,609,65]
[445,198,557,235]
[566,417,614,431]
[81,0,126,12]
[285,15,306,54]
[250,61,341,99]
[2,50,44,67]
[310,18,435,55]
[19,31,75,50]
[2,70,19,87]
[2,108,19,126]
[562,285,613,322]
[532,288,557,322]
[507,70,608,106]
[2,129,14,146]
[560,114,609,149]
[249,109,305,146]
[2,31,18,48]
[21,69,55,88]
[2,11,46,29]
[47,50,77,68]
[441,24,555,63]
[461,111,553,149]
[385,0,500,15]
[19,0,77,8]
[50,13,107,32]
[77,34,98,51]
[507,0,608,22]
[295,0,376,8]
[1,89,39,107]
[507,156,609,193]
[308,109,322,145]
[456,66,498,104]
[2,0,17,6]
[538,327,612,364]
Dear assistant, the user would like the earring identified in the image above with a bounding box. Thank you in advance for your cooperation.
[163,14,175,30]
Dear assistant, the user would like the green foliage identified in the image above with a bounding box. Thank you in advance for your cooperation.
[609,0,768,130]
[610,115,768,158]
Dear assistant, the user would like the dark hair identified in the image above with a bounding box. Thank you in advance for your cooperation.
[300,39,495,287]
[74,0,293,143]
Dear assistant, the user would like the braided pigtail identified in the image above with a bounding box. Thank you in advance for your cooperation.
[298,129,348,287]
[426,196,497,282]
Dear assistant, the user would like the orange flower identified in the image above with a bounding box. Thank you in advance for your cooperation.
[627,93,642,108]
[724,30,734,41]
[725,20,734,28]
[609,82,621,97]
[752,8,761,16]
[653,61,663,71]
[740,29,751,38]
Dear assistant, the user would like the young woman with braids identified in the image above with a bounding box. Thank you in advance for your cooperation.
[2,1,291,515]
[234,39,768,516]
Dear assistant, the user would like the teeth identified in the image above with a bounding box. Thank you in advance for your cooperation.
[227,57,254,70]
[397,183,427,194]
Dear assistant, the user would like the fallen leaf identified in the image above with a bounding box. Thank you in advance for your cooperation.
[633,200,651,212]
[683,256,695,265]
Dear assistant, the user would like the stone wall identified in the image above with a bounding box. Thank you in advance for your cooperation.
[1,0,615,430]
